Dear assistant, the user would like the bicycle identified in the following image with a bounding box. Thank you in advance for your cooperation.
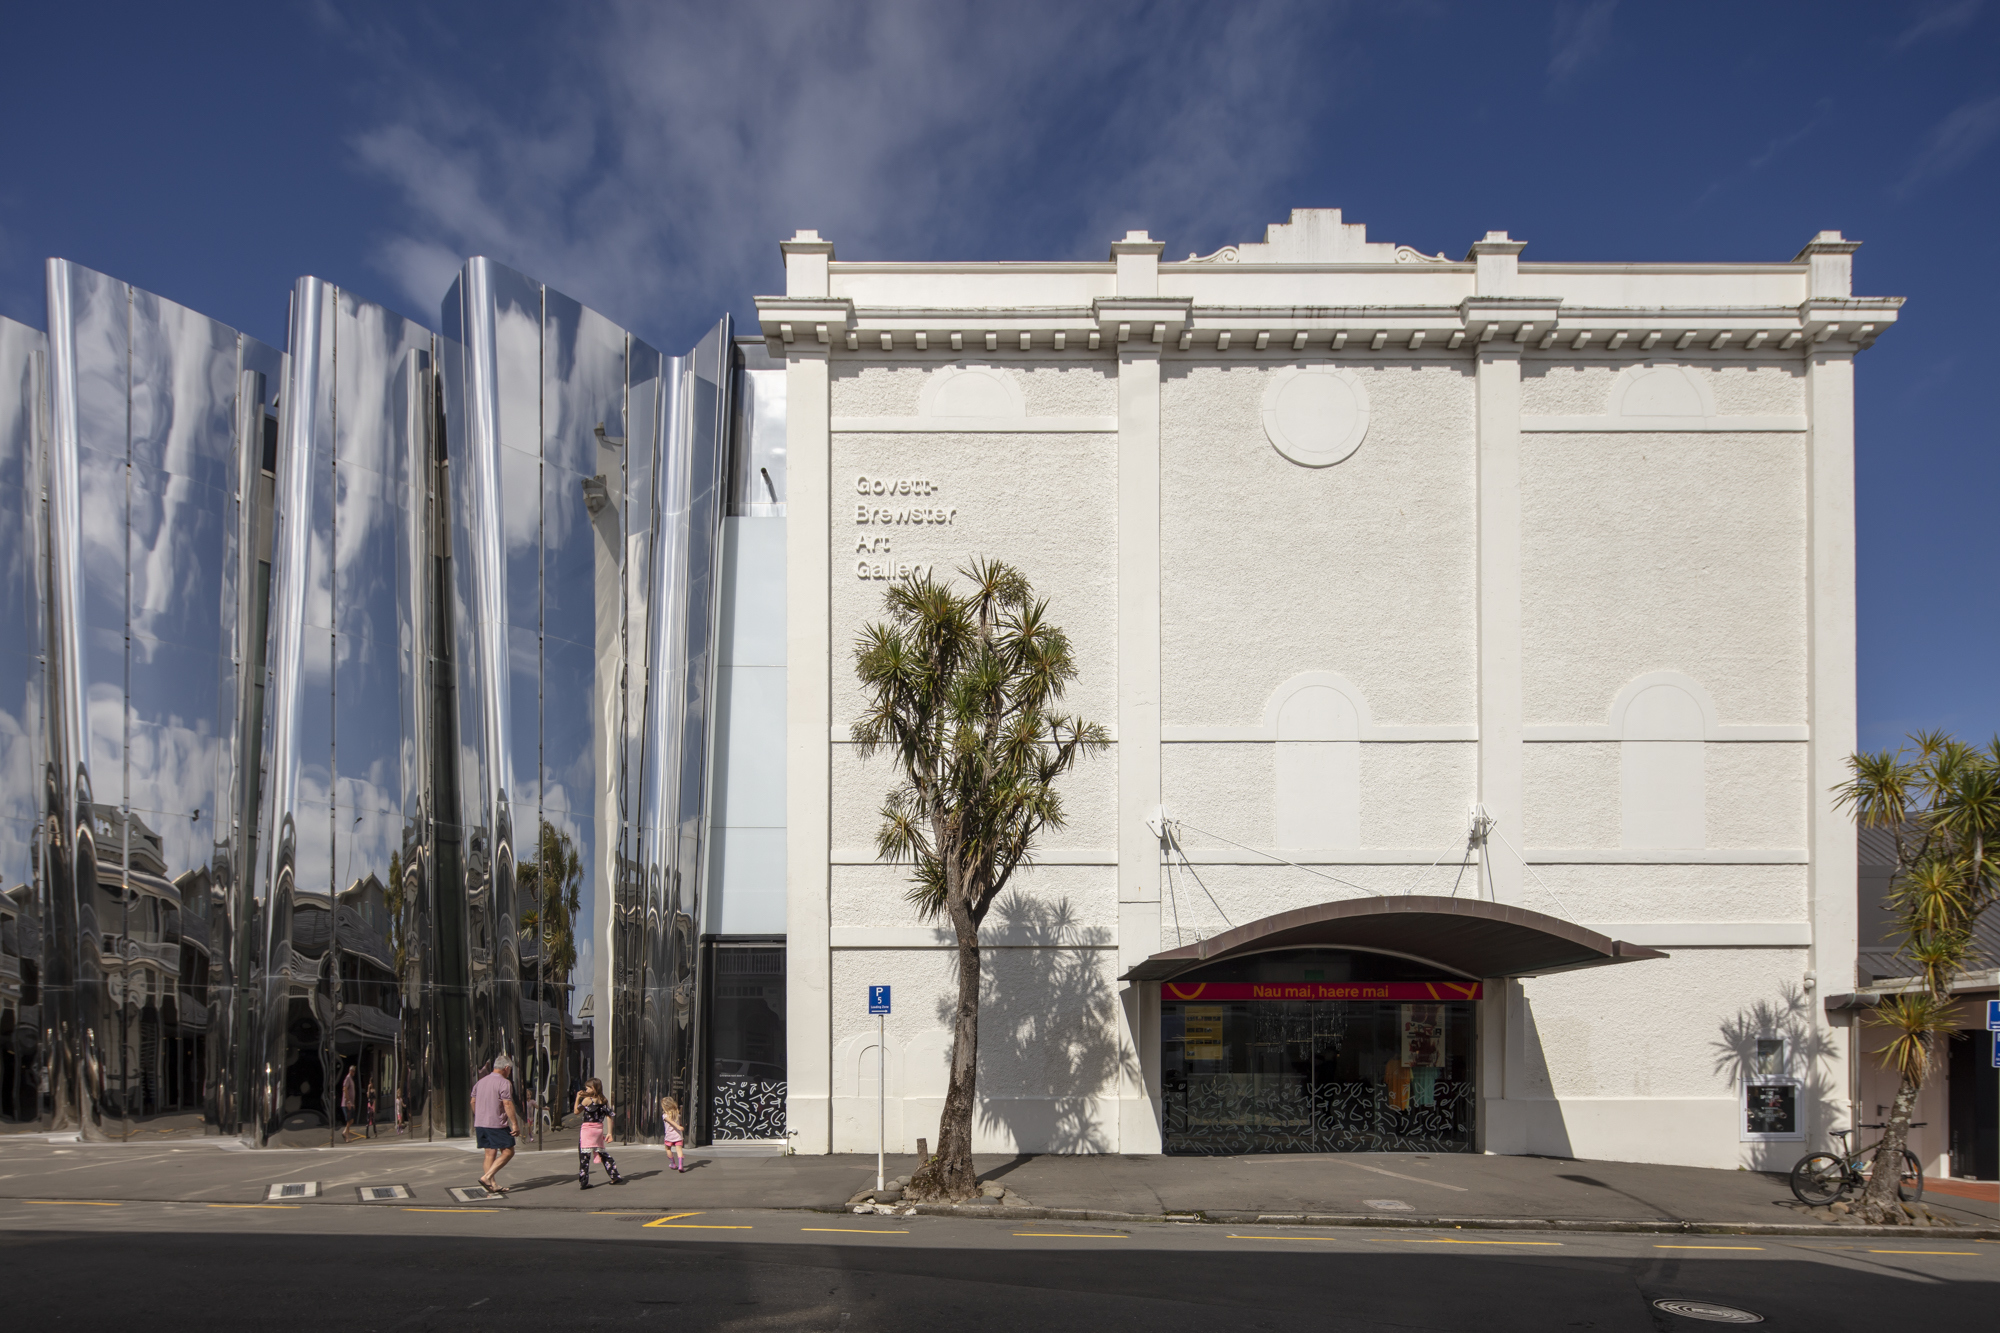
[1788,1123,1925,1206]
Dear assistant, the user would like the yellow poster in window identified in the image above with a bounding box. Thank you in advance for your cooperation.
[1183,1006,1225,1061]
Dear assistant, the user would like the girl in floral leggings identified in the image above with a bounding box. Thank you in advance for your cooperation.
[573,1079,623,1189]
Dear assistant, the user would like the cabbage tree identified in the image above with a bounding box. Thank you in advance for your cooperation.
[852,559,1107,1202]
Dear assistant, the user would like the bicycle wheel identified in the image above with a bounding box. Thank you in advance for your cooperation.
[1897,1150,1924,1202]
[1790,1152,1849,1205]
[1856,1149,1925,1202]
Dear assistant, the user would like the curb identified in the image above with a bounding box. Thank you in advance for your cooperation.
[4,1192,1996,1240]
[874,1201,2000,1240]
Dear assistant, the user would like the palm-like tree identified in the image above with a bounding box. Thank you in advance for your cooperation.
[853,559,1107,1202]
[1834,733,1999,1223]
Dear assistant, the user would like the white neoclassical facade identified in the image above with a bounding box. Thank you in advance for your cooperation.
[751,210,1902,1170]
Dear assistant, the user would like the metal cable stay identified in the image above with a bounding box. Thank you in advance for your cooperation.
[1152,805,1578,947]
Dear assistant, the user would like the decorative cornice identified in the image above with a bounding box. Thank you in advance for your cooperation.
[807,295,1903,356]
[753,295,854,347]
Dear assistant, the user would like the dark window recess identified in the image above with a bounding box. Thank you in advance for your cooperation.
[703,944,786,1141]
[261,412,278,474]
[1948,1030,1998,1181]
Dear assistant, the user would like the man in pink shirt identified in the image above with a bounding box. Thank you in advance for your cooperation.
[472,1053,522,1194]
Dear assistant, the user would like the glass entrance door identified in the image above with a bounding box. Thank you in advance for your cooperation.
[1163,998,1475,1154]
[1158,949,1479,1155]
[701,943,786,1141]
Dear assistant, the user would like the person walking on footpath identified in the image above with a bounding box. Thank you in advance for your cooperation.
[573,1079,623,1189]
[472,1053,522,1195]
[659,1095,686,1173]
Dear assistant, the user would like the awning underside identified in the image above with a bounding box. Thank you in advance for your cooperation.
[1121,894,1667,983]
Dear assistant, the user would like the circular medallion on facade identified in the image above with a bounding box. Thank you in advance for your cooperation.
[1261,366,1370,467]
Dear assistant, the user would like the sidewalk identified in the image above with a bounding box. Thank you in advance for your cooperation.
[1,1135,1994,1237]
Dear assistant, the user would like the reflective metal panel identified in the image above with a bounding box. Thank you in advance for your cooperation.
[0,317,48,1130]
[45,262,275,1138]
[439,260,527,1090]
[261,279,436,1144]
[728,339,786,517]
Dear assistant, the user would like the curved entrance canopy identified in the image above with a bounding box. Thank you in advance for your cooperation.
[1122,895,1667,983]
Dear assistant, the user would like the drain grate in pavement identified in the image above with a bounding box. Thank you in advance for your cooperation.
[357,1185,412,1202]
[1653,1299,1763,1324]
[1365,1199,1412,1211]
[266,1182,319,1201]
[449,1186,501,1203]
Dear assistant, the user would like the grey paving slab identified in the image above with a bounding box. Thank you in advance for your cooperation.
[0,1136,1991,1232]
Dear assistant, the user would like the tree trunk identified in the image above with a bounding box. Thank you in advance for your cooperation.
[906,904,982,1203]
[1855,1072,1921,1223]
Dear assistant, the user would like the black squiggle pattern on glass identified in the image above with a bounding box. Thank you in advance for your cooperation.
[710,1078,787,1139]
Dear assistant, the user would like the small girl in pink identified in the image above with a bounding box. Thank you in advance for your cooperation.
[573,1079,623,1189]
[659,1095,686,1173]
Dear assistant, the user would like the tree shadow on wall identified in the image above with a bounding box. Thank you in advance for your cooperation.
[1710,983,1841,1173]
[928,891,1134,1155]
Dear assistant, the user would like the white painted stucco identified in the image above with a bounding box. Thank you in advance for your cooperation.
[758,210,1900,1168]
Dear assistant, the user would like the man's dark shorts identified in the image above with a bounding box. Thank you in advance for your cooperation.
[476,1126,515,1151]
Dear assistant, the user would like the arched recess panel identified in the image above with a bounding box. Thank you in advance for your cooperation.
[1273,680,1362,849]
[1617,678,1707,849]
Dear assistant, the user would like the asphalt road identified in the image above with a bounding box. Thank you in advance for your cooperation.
[1,1199,1992,1330]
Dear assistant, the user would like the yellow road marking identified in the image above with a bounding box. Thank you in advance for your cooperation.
[209,1204,301,1210]
[1373,1237,1561,1246]
[402,1207,498,1213]
[645,1212,703,1223]
[1867,1249,1979,1256]
[1228,1234,1329,1240]
[646,1222,752,1229]
[1012,1232,1127,1238]
[801,1227,910,1234]
[1656,1245,1763,1250]
[25,1200,120,1207]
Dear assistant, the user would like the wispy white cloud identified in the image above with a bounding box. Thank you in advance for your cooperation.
[1547,0,1618,87]
[1897,93,2000,194]
[1685,99,1833,214]
[335,1,1360,348]
[1893,0,1982,50]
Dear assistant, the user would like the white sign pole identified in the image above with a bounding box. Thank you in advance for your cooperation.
[877,1009,886,1193]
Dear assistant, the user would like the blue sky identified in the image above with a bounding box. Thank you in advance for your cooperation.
[2,1,1993,751]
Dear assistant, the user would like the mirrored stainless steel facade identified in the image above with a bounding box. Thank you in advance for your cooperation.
[3,257,742,1145]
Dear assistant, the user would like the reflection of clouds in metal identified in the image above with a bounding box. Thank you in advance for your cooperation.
[38,261,281,1138]
[13,257,735,1147]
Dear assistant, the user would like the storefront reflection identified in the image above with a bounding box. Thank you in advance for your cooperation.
[1160,950,1479,1155]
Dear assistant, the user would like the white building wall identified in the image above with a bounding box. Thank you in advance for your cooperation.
[762,211,1898,1168]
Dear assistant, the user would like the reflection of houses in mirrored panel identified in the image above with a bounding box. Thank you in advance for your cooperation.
[40,261,280,1140]
[0,316,49,1131]
[6,253,752,1151]
[255,278,438,1146]
[440,258,731,1146]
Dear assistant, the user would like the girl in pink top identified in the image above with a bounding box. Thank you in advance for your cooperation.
[659,1095,686,1173]
[573,1078,622,1189]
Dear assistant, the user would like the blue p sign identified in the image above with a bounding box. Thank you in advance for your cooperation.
[869,985,892,1014]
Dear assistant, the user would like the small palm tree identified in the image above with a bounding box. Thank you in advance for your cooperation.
[852,559,1107,1202]
[1834,733,1999,1223]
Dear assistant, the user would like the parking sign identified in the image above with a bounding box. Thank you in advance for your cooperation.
[869,985,891,1015]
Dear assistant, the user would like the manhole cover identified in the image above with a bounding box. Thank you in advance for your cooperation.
[1365,1199,1412,1211]
[265,1181,319,1200]
[356,1185,412,1202]
[1653,1299,1763,1324]
[449,1185,499,1203]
